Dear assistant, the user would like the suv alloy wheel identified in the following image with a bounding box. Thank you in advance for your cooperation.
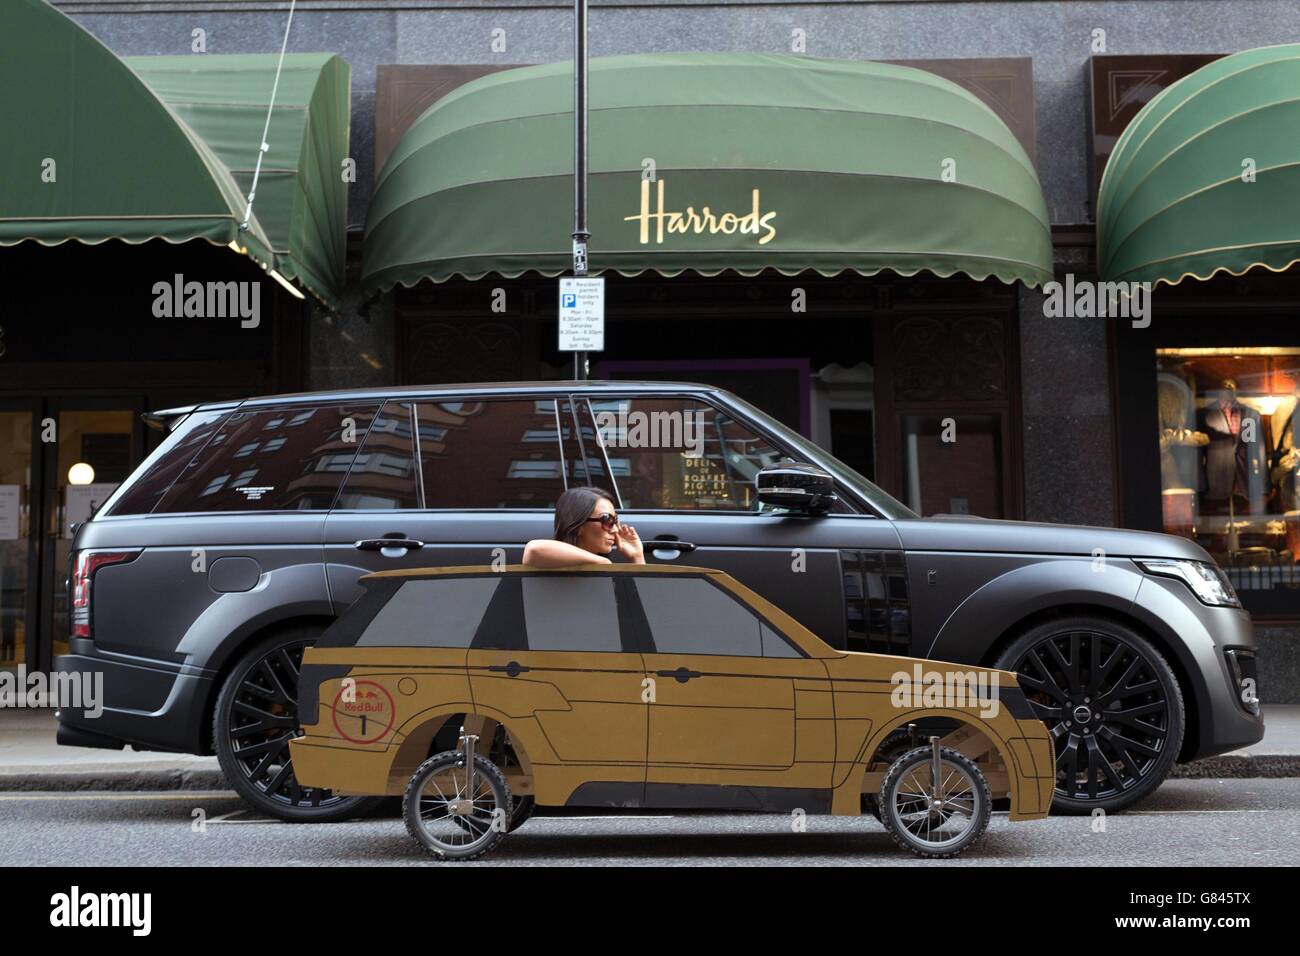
[214,628,383,821]
[995,615,1185,813]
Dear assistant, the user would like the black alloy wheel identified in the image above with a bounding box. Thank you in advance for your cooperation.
[214,629,382,822]
[996,616,1184,814]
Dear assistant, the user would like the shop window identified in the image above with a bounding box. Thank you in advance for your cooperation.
[151,404,380,513]
[416,399,569,509]
[588,398,784,511]
[1156,348,1300,591]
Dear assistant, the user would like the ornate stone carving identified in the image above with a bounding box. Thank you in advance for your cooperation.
[892,315,1007,403]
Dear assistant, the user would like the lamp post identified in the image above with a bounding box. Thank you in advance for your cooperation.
[571,0,590,381]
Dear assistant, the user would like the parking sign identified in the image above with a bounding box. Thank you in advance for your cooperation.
[558,277,605,351]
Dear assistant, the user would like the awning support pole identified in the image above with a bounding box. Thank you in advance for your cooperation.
[241,0,298,233]
[572,0,590,381]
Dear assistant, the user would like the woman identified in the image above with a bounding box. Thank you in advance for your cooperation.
[522,486,644,567]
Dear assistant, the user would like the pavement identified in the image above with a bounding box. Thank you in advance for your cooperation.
[0,779,1295,866]
[1,704,1298,791]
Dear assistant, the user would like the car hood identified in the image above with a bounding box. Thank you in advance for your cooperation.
[891,515,1212,561]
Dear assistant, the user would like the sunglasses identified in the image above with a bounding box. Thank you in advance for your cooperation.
[585,513,620,531]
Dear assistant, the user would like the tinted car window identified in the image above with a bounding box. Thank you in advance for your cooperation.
[108,410,227,515]
[589,398,784,511]
[417,400,571,509]
[336,402,419,510]
[634,575,795,658]
[358,577,499,647]
[522,576,622,652]
[152,404,380,512]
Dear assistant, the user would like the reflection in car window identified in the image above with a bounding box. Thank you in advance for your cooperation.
[522,576,622,652]
[634,576,769,657]
[358,577,500,647]
[108,411,228,515]
[417,400,570,509]
[336,402,419,510]
[152,404,381,512]
[589,399,784,511]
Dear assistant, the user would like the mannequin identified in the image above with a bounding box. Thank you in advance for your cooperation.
[1197,378,1269,511]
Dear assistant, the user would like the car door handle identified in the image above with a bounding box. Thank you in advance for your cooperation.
[657,667,703,684]
[488,661,531,677]
[647,538,696,554]
[354,538,424,552]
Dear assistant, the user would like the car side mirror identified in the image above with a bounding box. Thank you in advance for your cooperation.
[756,462,838,514]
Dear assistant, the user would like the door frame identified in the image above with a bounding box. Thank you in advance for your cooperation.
[0,399,41,672]
[26,396,147,672]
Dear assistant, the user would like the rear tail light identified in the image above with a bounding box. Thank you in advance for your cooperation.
[70,549,140,639]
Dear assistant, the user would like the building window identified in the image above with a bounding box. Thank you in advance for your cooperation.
[1156,347,1300,592]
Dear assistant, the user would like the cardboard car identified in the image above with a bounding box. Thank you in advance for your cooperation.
[289,565,1055,859]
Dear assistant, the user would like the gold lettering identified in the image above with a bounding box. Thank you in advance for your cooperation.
[627,179,776,246]
[656,179,665,244]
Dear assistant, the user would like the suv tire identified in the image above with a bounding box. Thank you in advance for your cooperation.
[994,615,1185,814]
[214,627,383,822]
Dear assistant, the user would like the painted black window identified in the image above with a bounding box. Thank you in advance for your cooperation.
[632,575,799,657]
[416,399,573,509]
[151,404,380,512]
[358,577,499,647]
[521,575,623,652]
[335,402,420,510]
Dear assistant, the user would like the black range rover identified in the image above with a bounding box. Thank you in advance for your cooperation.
[55,381,1263,819]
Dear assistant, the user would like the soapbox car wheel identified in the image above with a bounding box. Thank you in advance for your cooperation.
[862,728,916,822]
[880,746,991,859]
[403,751,512,861]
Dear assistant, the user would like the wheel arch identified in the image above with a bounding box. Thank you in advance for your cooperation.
[387,708,537,792]
[852,710,1026,813]
[979,603,1203,763]
[199,612,336,754]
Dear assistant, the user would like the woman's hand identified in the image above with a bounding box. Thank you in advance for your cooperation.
[616,523,645,564]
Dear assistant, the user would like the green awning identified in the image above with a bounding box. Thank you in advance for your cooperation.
[0,0,350,310]
[362,53,1053,295]
[1098,44,1300,286]
[128,54,352,309]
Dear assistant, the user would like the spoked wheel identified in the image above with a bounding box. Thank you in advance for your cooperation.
[880,747,991,859]
[404,751,511,861]
[996,616,1184,814]
[214,629,381,822]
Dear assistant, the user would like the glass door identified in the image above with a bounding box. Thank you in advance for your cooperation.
[0,403,37,673]
[37,400,144,670]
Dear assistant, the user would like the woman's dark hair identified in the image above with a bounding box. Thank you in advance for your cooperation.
[553,486,615,546]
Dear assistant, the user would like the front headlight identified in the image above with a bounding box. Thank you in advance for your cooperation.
[1135,558,1242,608]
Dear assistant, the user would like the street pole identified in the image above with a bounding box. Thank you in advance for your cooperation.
[572,0,590,381]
